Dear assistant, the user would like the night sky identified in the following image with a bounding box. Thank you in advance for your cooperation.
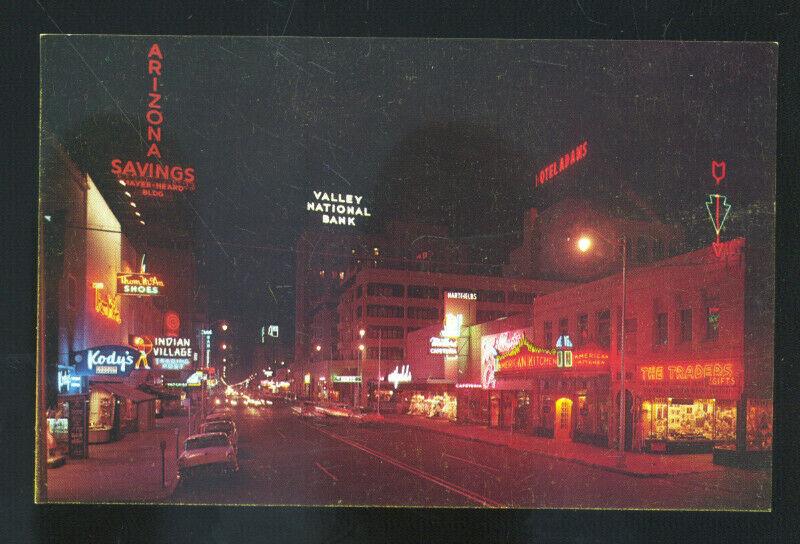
[40,37,776,346]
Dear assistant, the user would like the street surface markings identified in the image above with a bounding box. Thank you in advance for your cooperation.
[315,462,339,482]
[306,422,505,507]
[442,452,500,475]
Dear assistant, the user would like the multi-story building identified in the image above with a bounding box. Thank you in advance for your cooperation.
[452,237,771,463]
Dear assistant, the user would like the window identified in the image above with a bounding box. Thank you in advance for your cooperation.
[652,238,664,261]
[408,285,439,299]
[357,285,363,298]
[319,270,325,277]
[706,306,720,340]
[356,306,362,318]
[366,305,404,318]
[636,237,648,263]
[338,271,345,280]
[407,306,438,320]
[477,289,505,303]
[617,316,637,353]
[367,283,404,297]
[680,309,692,343]
[597,310,610,348]
[367,326,404,339]
[544,321,553,348]
[654,312,668,346]
[508,291,535,305]
[558,318,569,340]
[577,314,589,346]
[367,346,403,360]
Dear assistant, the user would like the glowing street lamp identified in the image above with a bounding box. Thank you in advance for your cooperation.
[575,233,628,467]
[221,323,228,331]
[221,343,227,350]
[315,344,322,352]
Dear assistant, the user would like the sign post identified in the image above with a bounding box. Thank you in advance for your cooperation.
[160,440,167,488]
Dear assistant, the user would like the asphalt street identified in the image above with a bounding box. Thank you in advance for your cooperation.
[170,406,771,509]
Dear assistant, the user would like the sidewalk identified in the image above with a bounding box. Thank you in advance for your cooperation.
[383,414,726,478]
[46,414,189,503]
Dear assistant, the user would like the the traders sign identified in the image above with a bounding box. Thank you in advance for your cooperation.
[331,374,362,384]
[71,345,139,377]
[429,336,458,355]
[638,361,738,387]
[306,191,371,226]
[116,272,165,296]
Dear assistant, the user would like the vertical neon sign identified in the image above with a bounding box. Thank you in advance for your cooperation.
[706,161,732,257]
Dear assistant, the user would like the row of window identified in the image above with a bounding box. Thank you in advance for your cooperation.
[361,304,442,320]
[355,283,534,304]
[542,306,720,352]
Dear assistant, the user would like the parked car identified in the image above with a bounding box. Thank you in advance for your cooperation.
[177,432,238,481]
[199,419,238,451]
[350,407,385,426]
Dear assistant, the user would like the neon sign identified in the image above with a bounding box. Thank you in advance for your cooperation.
[72,345,139,376]
[110,43,196,198]
[387,365,412,388]
[535,140,588,187]
[705,160,733,257]
[117,273,165,296]
[446,292,476,300]
[441,313,463,339]
[93,284,121,323]
[429,336,458,355]
[306,191,371,226]
[455,383,483,389]
[639,362,736,386]
[495,336,608,374]
[331,374,363,383]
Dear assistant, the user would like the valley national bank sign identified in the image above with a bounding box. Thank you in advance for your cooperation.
[306,191,370,226]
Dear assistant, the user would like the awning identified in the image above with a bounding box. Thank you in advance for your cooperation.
[139,384,181,400]
[92,381,157,403]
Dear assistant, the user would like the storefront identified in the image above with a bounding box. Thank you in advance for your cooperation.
[455,384,489,425]
[634,360,744,453]
[487,335,612,443]
[89,381,156,443]
[381,381,457,420]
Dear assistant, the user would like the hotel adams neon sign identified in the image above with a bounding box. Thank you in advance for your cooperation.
[494,336,609,375]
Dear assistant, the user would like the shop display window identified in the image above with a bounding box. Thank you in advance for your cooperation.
[746,398,772,451]
[713,401,737,445]
[668,399,714,440]
[89,390,115,431]
[407,392,457,420]
[641,399,668,440]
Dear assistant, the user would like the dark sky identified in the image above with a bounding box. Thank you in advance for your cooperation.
[40,36,776,344]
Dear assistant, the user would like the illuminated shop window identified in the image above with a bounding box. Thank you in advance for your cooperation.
[746,399,772,451]
[89,390,114,431]
[706,306,720,340]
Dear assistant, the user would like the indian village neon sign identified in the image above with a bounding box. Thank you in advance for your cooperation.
[534,140,588,187]
[110,43,196,199]
[494,336,609,374]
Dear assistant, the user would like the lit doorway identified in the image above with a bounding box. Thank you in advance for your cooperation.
[554,397,573,440]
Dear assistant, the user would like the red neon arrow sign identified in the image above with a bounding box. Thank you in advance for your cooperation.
[706,194,731,244]
[711,161,726,185]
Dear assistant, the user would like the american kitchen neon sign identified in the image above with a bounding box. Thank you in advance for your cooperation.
[495,336,608,374]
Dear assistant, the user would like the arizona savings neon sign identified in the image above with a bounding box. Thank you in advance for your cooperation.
[535,140,588,187]
[110,43,196,197]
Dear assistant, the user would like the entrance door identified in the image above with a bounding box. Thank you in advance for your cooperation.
[490,393,501,427]
[554,398,573,440]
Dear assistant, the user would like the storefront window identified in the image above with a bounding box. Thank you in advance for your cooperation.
[641,399,668,440]
[746,398,772,451]
[89,390,114,431]
[713,401,737,445]
[408,392,457,420]
[668,399,714,440]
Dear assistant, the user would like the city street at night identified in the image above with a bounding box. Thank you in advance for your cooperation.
[170,405,770,509]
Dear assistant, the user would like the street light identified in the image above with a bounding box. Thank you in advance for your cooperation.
[576,233,628,467]
[221,323,228,331]
[356,329,366,408]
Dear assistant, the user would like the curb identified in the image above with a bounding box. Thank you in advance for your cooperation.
[385,418,722,479]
